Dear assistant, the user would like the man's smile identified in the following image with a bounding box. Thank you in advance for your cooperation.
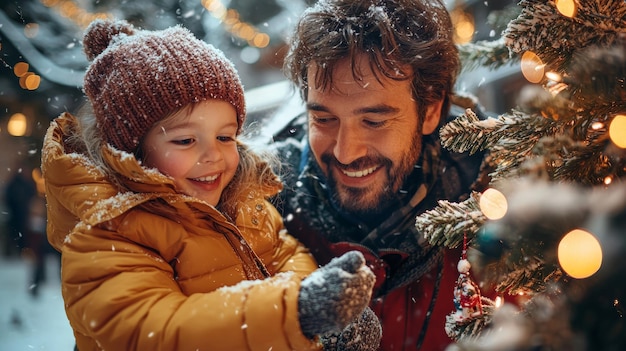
[341,165,379,178]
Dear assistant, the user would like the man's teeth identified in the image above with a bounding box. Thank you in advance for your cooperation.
[342,166,377,178]
[193,175,218,182]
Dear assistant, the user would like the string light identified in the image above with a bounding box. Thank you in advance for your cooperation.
[494,296,504,308]
[479,188,508,220]
[555,0,577,18]
[7,113,28,136]
[591,122,604,130]
[39,0,110,28]
[520,51,545,84]
[13,62,29,77]
[609,114,626,149]
[36,0,269,48]
[21,73,41,90]
[12,61,40,91]
[545,71,562,83]
[450,9,474,44]
[201,0,271,48]
[558,229,602,279]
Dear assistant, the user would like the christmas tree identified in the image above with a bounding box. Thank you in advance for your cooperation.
[416,0,626,350]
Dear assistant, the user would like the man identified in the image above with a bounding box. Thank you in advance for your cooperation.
[271,0,487,349]
[3,161,36,256]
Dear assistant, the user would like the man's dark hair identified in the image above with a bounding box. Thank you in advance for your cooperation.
[284,0,460,120]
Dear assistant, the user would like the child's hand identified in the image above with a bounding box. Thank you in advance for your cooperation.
[298,251,375,337]
[320,307,382,351]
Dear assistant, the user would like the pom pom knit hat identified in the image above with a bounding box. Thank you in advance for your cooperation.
[82,19,246,154]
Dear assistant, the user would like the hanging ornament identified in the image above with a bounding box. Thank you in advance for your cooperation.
[445,233,496,341]
[452,232,484,323]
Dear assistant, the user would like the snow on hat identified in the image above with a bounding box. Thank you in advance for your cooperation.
[82,19,246,154]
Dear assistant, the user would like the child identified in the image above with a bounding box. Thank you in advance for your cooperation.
[42,19,380,351]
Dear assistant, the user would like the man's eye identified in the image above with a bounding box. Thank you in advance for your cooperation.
[311,114,335,124]
[364,120,386,128]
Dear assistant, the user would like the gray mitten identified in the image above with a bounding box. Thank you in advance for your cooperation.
[298,251,376,338]
[321,307,382,351]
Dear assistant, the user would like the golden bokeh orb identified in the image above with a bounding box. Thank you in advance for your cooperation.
[555,0,577,18]
[609,114,626,149]
[479,188,508,220]
[520,51,545,84]
[558,229,602,279]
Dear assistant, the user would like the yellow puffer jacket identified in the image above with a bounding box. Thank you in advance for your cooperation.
[42,112,321,351]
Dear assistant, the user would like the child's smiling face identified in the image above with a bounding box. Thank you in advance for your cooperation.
[142,99,240,206]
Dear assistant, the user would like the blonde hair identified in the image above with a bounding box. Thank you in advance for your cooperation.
[73,101,282,221]
[221,141,283,220]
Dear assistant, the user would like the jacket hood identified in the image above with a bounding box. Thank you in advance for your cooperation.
[43,113,111,250]
[42,112,195,251]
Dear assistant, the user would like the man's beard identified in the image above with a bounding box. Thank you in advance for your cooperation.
[321,132,422,217]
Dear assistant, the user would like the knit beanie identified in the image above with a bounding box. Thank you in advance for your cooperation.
[82,19,246,154]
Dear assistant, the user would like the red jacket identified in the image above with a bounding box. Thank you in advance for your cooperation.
[287,221,463,351]
[271,110,486,350]
[370,248,462,350]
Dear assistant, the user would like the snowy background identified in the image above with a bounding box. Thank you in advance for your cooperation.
[0,254,74,351]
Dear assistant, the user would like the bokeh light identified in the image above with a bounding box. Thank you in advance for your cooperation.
[24,74,41,90]
[609,114,626,149]
[14,62,30,77]
[24,23,40,38]
[451,9,475,44]
[201,0,270,48]
[479,188,508,220]
[558,229,602,279]
[8,113,28,136]
[252,33,270,48]
[521,51,545,84]
[555,0,577,18]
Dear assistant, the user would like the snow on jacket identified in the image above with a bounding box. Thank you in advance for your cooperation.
[42,112,321,351]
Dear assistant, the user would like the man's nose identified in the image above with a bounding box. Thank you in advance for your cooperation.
[333,125,367,165]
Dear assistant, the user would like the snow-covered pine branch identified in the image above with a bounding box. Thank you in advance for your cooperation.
[415,192,485,249]
[504,0,626,74]
[440,109,504,155]
[457,38,511,72]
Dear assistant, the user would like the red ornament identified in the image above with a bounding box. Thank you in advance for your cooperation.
[452,233,483,323]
